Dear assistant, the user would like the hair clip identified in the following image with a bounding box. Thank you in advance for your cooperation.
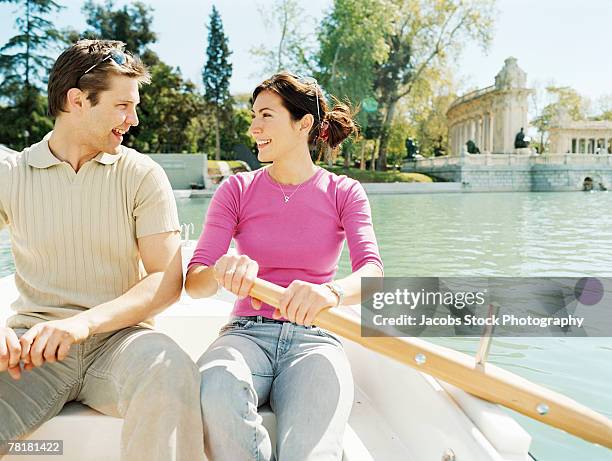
[319,120,330,142]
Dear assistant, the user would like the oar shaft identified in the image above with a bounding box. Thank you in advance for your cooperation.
[249,278,612,450]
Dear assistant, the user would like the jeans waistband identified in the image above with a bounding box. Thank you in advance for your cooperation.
[238,315,287,324]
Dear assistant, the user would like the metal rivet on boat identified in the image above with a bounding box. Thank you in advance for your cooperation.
[415,353,427,365]
[441,448,455,461]
[536,403,549,415]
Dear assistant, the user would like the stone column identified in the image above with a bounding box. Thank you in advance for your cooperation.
[479,116,484,152]
[485,114,490,152]
[489,113,495,153]
[457,124,462,156]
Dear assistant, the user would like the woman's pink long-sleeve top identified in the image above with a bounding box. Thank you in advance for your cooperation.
[188,167,383,319]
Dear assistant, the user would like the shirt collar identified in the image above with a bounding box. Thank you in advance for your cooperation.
[93,151,123,165]
[27,132,123,169]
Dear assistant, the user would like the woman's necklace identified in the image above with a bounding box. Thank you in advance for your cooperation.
[276,181,304,203]
[269,167,318,203]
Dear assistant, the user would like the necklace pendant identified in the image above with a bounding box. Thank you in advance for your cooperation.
[284,196,290,203]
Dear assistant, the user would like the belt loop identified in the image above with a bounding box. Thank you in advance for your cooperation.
[257,315,262,323]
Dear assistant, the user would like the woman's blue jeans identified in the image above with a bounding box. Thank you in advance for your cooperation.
[197,316,354,461]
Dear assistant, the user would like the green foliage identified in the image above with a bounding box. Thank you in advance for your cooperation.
[402,66,456,157]
[126,62,207,153]
[322,165,432,183]
[80,0,157,62]
[0,87,53,150]
[371,0,495,169]
[315,0,484,168]
[0,0,64,92]
[546,86,590,121]
[317,0,391,136]
[202,6,233,160]
[0,0,65,148]
[80,0,209,154]
[219,106,255,156]
[531,85,591,153]
[202,6,232,107]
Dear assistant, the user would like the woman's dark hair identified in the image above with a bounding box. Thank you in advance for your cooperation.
[252,72,358,160]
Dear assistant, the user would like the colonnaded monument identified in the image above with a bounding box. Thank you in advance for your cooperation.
[405,57,612,191]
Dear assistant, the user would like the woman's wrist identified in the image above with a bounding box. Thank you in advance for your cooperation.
[323,282,344,307]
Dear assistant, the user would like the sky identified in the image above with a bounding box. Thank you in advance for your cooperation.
[1,0,611,108]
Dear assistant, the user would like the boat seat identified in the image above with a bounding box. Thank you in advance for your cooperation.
[6,401,370,461]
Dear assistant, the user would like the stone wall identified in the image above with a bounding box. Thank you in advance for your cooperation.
[405,153,612,192]
[147,154,208,190]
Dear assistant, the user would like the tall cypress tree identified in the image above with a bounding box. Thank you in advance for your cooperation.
[0,0,64,149]
[202,5,232,161]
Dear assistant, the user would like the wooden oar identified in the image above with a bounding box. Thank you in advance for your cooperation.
[249,277,612,450]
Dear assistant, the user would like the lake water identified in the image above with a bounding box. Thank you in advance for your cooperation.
[1,191,611,460]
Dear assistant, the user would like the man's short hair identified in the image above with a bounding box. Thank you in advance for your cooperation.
[48,39,151,117]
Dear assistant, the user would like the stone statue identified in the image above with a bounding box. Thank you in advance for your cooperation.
[405,137,418,159]
[514,127,530,148]
[466,139,480,154]
[433,136,445,157]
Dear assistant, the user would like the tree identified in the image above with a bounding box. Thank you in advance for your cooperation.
[250,0,315,76]
[129,62,207,153]
[202,5,232,161]
[80,0,158,65]
[317,0,390,106]
[317,0,391,168]
[80,0,208,153]
[531,85,591,153]
[594,94,612,121]
[0,0,64,149]
[402,65,455,157]
[371,0,495,170]
[0,89,53,150]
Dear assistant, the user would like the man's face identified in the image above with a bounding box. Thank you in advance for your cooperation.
[81,74,140,154]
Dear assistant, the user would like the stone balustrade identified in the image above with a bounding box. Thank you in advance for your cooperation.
[412,153,612,169]
[403,153,612,192]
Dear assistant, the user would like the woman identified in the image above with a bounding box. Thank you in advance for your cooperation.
[185,72,383,460]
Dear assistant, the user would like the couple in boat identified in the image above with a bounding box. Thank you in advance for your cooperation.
[0,40,383,461]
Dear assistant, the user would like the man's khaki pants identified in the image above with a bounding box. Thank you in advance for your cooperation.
[0,326,205,461]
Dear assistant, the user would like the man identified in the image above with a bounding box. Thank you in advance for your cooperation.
[0,40,205,461]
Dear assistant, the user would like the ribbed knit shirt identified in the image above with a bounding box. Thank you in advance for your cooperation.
[0,135,180,328]
[188,167,383,319]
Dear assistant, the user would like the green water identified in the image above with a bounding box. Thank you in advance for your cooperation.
[1,191,611,460]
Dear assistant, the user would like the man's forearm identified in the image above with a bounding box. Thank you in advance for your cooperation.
[185,265,219,299]
[74,270,182,335]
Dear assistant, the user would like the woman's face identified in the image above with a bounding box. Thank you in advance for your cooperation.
[250,90,311,163]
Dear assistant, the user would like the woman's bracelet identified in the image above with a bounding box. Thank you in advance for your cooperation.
[323,282,344,307]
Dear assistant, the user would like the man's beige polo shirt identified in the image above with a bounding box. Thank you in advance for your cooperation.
[0,135,180,328]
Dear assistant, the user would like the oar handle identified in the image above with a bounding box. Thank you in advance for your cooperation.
[249,277,612,450]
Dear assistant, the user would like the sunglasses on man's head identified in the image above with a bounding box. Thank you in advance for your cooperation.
[77,50,127,85]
